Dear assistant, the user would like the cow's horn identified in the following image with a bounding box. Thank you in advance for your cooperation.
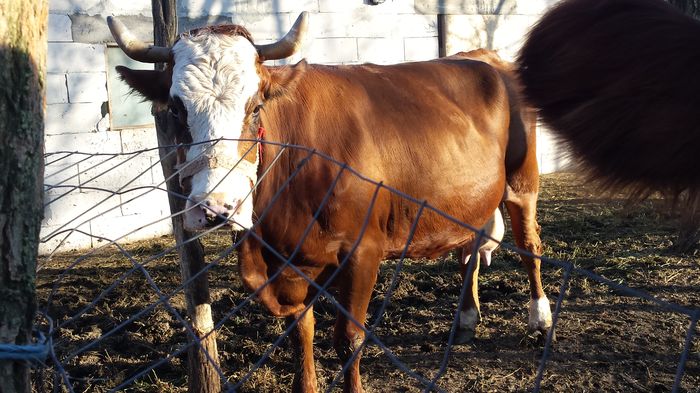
[107,16,171,63]
[254,12,309,60]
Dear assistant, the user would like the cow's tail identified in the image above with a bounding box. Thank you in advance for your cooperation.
[517,0,700,202]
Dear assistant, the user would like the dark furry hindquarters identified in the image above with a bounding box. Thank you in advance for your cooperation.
[517,0,700,199]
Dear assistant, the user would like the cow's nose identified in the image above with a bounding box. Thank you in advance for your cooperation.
[194,193,241,226]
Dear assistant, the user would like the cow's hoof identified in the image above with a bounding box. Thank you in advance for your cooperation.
[526,327,556,347]
[454,327,476,345]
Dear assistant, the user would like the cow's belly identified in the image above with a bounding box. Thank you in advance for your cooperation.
[381,162,506,259]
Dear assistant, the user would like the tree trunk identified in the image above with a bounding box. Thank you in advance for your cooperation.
[0,1,47,392]
[151,1,222,392]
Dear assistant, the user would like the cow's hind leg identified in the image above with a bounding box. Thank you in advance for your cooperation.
[455,247,481,344]
[333,249,382,393]
[287,306,318,393]
[504,188,553,339]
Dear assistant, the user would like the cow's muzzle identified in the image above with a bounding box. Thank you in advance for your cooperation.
[178,155,259,232]
[184,192,250,231]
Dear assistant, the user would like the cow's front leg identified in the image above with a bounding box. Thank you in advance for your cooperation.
[287,306,318,393]
[456,247,481,344]
[333,252,381,393]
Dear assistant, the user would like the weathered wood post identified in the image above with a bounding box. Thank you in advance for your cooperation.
[0,0,48,392]
[151,1,222,391]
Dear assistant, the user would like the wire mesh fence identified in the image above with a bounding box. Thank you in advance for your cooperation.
[32,139,699,392]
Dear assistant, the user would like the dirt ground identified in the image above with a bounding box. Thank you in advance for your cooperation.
[35,172,700,392]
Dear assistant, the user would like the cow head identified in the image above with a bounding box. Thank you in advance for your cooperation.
[107,13,308,231]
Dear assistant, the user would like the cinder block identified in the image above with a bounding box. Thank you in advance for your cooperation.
[120,127,161,158]
[317,11,395,38]
[319,0,361,13]
[319,0,417,14]
[305,38,357,64]
[44,163,81,198]
[47,73,68,104]
[119,188,171,218]
[98,0,151,17]
[49,14,72,42]
[77,154,157,192]
[181,0,317,18]
[444,14,539,61]
[403,37,438,62]
[48,43,106,73]
[67,72,108,103]
[414,0,553,15]
[44,131,122,163]
[268,0,320,13]
[90,213,172,246]
[71,15,153,44]
[386,0,419,14]
[313,11,435,40]
[50,0,150,17]
[358,38,404,64]
[231,13,294,41]
[43,189,121,230]
[395,14,437,37]
[44,151,78,167]
[50,0,101,14]
[45,102,109,134]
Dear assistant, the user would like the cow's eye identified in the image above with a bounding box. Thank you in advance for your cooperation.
[169,105,179,118]
[253,104,263,115]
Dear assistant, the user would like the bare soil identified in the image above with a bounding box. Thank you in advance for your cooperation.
[35,172,700,392]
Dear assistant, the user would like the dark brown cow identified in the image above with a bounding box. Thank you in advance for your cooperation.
[108,14,549,393]
[518,0,700,202]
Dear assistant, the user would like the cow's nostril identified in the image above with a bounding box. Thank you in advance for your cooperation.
[222,212,230,218]
[200,205,215,219]
[223,203,233,210]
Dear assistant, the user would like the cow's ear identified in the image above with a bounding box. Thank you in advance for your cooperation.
[264,59,307,101]
[115,66,170,104]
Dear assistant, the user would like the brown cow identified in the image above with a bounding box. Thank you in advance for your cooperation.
[108,14,550,393]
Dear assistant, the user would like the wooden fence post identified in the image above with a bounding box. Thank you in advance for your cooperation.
[151,1,222,391]
[0,1,48,392]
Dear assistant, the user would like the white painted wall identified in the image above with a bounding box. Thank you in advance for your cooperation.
[42,0,567,254]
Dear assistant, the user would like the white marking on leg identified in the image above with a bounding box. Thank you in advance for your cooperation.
[459,308,480,331]
[479,249,493,267]
[528,296,552,331]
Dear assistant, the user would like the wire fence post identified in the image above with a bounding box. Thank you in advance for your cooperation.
[151,2,222,391]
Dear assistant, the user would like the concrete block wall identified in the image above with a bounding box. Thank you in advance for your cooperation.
[226,1,439,65]
[43,0,172,255]
[43,0,565,254]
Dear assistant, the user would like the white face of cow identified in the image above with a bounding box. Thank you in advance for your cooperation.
[107,12,308,232]
[170,34,262,231]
